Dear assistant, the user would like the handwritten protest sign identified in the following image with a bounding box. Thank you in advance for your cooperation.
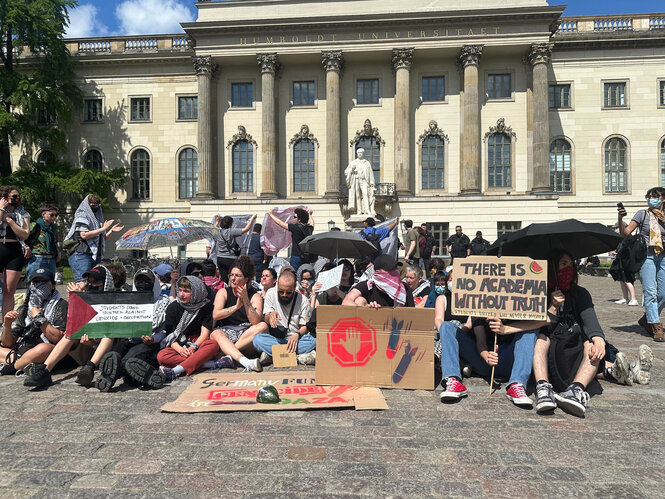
[316,264,343,293]
[451,256,548,320]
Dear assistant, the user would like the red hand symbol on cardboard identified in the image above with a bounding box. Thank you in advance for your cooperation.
[327,318,377,367]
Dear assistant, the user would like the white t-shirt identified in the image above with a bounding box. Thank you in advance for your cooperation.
[263,286,308,335]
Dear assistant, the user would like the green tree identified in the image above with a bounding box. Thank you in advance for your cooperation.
[0,0,81,176]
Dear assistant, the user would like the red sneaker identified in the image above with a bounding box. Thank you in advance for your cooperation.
[506,382,533,408]
[440,377,468,400]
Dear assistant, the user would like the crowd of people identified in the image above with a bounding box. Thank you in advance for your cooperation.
[0,186,661,419]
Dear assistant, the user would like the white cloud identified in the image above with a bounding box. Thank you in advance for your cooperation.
[65,4,111,38]
[115,0,195,35]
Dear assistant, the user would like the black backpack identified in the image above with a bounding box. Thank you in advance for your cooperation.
[610,211,648,283]
[361,227,382,259]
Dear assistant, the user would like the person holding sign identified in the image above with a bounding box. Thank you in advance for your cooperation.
[343,255,415,308]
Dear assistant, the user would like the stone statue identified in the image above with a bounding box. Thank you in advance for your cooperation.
[344,148,375,216]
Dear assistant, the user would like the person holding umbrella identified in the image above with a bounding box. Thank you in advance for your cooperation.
[618,187,665,341]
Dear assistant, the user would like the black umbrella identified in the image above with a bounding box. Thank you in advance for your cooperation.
[299,231,377,260]
[486,219,623,261]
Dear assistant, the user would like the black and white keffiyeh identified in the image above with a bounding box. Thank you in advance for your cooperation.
[65,195,105,260]
[161,276,209,348]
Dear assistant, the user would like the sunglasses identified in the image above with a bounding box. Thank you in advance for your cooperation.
[190,271,202,276]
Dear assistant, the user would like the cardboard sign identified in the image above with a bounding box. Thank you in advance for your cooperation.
[451,256,548,320]
[271,344,297,367]
[160,371,388,412]
[316,306,435,390]
[316,264,343,292]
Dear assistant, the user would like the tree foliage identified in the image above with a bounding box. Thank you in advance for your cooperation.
[0,0,82,176]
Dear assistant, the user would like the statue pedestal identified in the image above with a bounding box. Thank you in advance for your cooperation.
[344,214,371,231]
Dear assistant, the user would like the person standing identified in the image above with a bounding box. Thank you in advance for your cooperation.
[419,223,436,273]
[403,220,420,265]
[0,186,30,317]
[360,216,398,260]
[247,223,267,275]
[213,214,256,283]
[66,195,123,283]
[25,204,60,276]
[267,207,314,272]
[470,230,490,255]
[446,225,471,262]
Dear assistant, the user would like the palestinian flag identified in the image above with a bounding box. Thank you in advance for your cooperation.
[66,292,153,340]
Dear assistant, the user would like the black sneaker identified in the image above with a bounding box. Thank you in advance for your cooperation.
[125,358,165,389]
[553,384,590,418]
[535,381,557,413]
[95,352,121,392]
[23,363,52,388]
[76,362,95,387]
[0,363,16,376]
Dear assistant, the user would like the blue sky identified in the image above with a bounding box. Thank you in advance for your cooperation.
[64,1,665,38]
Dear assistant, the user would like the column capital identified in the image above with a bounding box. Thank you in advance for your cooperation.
[527,43,554,66]
[257,53,280,74]
[193,56,218,77]
[391,48,414,71]
[322,50,344,72]
[457,44,484,69]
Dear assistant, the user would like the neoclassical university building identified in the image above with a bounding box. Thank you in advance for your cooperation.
[11,0,665,256]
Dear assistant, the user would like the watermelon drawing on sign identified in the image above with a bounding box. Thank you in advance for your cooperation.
[530,261,543,274]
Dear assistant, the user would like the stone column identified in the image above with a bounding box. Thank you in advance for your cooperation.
[257,53,280,198]
[457,45,483,194]
[322,50,344,197]
[528,43,554,192]
[392,48,414,195]
[194,56,217,198]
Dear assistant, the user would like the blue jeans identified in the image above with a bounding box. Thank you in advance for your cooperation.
[439,321,537,387]
[68,252,100,282]
[252,332,316,355]
[290,255,303,272]
[26,255,57,277]
[640,248,665,324]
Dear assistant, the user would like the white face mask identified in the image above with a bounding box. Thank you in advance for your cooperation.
[447,282,453,292]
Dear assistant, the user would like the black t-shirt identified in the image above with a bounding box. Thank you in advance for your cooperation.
[288,223,313,257]
[217,286,258,327]
[164,300,214,342]
[446,233,471,258]
[470,237,490,255]
[354,281,415,307]
[247,233,264,266]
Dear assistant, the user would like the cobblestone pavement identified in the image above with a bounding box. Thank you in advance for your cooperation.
[0,275,663,498]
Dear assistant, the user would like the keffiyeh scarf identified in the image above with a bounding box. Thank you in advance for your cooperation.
[161,276,210,348]
[648,208,665,255]
[368,269,406,306]
[65,195,105,260]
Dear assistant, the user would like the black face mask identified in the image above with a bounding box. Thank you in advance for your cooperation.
[91,205,100,213]
[135,280,153,293]
[9,197,20,207]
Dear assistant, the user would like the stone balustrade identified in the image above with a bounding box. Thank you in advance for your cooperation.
[556,13,665,34]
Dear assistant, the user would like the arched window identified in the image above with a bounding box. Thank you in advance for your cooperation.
[421,135,445,189]
[84,149,103,171]
[36,150,56,167]
[356,137,380,184]
[293,139,315,191]
[549,139,571,192]
[130,149,150,200]
[661,138,665,187]
[232,140,253,192]
[604,137,627,192]
[488,133,511,188]
[178,148,198,199]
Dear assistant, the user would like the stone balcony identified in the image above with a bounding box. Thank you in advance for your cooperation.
[555,13,665,35]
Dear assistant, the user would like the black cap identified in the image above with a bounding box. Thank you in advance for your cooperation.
[364,217,375,226]
[373,254,398,271]
[28,267,55,283]
[82,267,106,282]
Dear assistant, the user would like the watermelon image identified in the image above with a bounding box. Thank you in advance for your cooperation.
[530,261,544,274]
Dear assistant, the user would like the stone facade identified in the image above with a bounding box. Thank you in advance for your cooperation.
[9,1,665,257]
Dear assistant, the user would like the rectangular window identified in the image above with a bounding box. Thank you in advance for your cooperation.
[357,79,379,105]
[83,98,103,122]
[130,97,150,121]
[37,109,56,125]
[429,222,449,256]
[497,221,521,238]
[659,80,665,107]
[548,84,571,109]
[604,82,627,108]
[231,82,253,107]
[487,74,511,99]
[293,81,315,106]
[178,96,198,120]
[422,76,445,102]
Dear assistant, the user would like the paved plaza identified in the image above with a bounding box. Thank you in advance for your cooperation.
[0,275,663,498]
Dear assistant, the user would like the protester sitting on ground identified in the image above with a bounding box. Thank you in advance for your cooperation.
[210,256,265,372]
[267,207,314,271]
[0,186,31,317]
[0,268,67,376]
[253,270,316,365]
[360,216,398,260]
[201,259,226,292]
[23,264,122,388]
[429,258,446,278]
[171,261,204,298]
[297,264,317,311]
[95,268,171,391]
[403,264,431,308]
[155,276,220,384]
[533,250,654,417]
[312,262,344,307]
[152,263,173,297]
[66,194,123,283]
[260,268,277,298]
[213,214,257,283]
[343,255,415,308]
[25,204,60,277]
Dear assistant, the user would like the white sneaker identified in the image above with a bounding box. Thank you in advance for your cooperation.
[627,299,639,306]
[296,350,316,365]
[259,352,273,366]
[614,298,627,305]
[630,344,654,385]
[608,352,632,386]
[242,358,263,373]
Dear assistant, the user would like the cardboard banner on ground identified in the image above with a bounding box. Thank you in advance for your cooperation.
[160,371,387,412]
[316,306,435,390]
[66,291,153,339]
[451,256,548,320]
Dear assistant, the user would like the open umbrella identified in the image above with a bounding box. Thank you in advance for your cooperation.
[299,231,377,260]
[486,219,623,261]
[116,217,218,251]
